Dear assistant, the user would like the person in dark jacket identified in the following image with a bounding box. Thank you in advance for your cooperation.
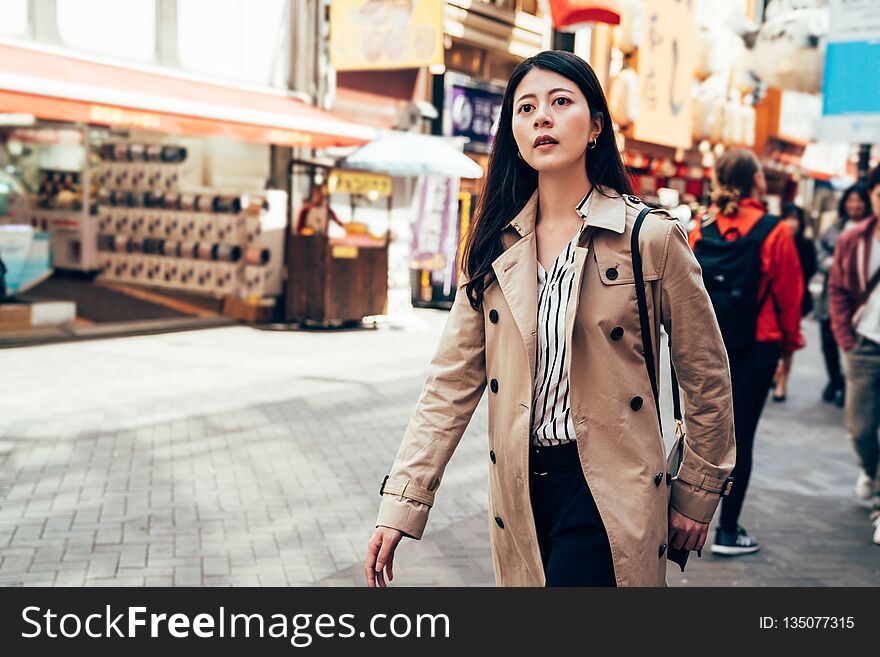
[772,203,818,402]
[817,183,870,407]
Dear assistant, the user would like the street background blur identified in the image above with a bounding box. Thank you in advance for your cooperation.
[0,0,878,586]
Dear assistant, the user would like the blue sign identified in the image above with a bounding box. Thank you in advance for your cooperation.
[820,0,880,142]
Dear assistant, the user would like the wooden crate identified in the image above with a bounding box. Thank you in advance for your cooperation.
[287,235,388,323]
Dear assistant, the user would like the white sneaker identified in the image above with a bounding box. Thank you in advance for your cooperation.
[855,471,876,506]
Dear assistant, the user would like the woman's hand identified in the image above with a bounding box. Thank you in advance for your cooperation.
[668,508,709,552]
[365,526,403,587]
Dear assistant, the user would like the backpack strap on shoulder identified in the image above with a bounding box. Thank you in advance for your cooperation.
[745,213,779,244]
[699,213,722,240]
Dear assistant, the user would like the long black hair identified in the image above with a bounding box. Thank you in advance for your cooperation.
[460,50,632,310]
[781,202,806,237]
[837,182,869,225]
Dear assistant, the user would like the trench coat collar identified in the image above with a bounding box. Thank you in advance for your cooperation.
[502,185,627,237]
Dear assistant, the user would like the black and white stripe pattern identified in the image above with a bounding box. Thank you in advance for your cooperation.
[530,193,592,447]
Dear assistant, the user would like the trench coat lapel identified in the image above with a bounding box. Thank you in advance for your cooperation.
[489,188,626,378]
[492,192,539,373]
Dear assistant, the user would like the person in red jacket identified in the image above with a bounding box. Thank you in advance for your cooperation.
[828,165,880,512]
[689,148,805,556]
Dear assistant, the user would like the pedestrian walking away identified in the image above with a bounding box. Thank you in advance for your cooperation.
[366,50,735,588]
[817,183,870,407]
[688,149,805,557]
[829,165,880,515]
[772,203,817,403]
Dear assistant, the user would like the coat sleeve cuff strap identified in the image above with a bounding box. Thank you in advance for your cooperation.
[380,476,436,507]
[676,464,734,496]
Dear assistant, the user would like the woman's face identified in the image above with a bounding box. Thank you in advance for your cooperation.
[871,184,880,219]
[511,68,600,173]
[844,191,866,221]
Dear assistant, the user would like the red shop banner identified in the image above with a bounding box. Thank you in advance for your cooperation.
[546,0,622,29]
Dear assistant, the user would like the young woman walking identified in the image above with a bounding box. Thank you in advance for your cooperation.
[688,149,804,556]
[366,50,735,587]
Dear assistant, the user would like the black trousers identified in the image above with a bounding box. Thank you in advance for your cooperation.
[719,342,781,531]
[529,441,616,587]
[820,318,844,389]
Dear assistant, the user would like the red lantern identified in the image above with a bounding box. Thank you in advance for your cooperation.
[546,0,623,29]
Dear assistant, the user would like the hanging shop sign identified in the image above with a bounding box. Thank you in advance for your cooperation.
[328,170,392,198]
[410,174,461,296]
[329,0,443,72]
[634,0,695,149]
[819,0,880,143]
[443,72,505,155]
[546,0,622,30]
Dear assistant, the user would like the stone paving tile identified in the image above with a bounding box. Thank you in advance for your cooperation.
[0,315,877,588]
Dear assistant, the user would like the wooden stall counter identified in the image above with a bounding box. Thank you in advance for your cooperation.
[286,233,388,325]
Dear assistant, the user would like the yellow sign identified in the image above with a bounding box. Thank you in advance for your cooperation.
[330,0,444,71]
[457,191,471,275]
[332,245,360,259]
[329,170,393,197]
[634,0,695,149]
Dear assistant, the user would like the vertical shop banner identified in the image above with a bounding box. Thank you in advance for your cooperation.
[819,0,880,143]
[634,0,695,149]
[410,175,461,295]
[444,72,506,154]
[330,0,444,71]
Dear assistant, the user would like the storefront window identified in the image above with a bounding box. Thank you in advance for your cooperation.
[177,0,288,87]
[0,0,28,36]
[56,0,156,63]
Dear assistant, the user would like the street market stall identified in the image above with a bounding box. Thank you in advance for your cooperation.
[0,41,375,334]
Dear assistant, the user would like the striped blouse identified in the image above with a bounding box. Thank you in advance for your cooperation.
[530,192,592,447]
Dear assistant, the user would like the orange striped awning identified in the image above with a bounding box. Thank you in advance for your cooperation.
[0,43,375,149]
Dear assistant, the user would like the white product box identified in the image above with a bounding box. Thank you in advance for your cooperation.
[112,164,131,190]
[143,256,163,285]
[113,209,132,236]
[160,258,181,287]
[130,164,148,191]
[128,255,146,283]
[194,261,215,292]
[110,253,130,281]
[178,213,197,240]
[178,259,197,288]
[195,215,215,243]
[163,212,181,239]
[145,212,163,238]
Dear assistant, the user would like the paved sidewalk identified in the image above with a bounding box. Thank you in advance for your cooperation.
[0,313,877,587]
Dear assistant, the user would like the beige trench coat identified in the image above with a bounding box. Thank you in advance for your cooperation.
[377,188,735,586]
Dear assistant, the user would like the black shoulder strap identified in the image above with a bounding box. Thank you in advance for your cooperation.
[745,213,779,244]
[700,214,722,240]
[632,208,682,438]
